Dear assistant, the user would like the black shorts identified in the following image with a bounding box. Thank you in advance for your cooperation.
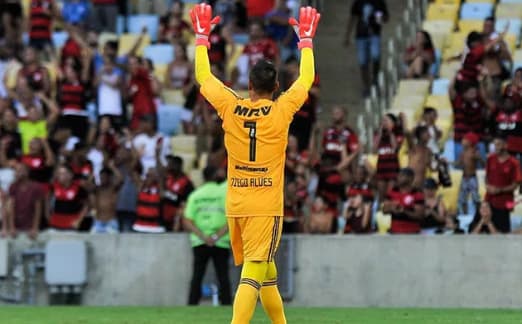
[56,115,90,141]
[29,38,53,51]
[490,207,511,233]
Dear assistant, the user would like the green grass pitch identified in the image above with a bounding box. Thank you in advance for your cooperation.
[1,307,522,324]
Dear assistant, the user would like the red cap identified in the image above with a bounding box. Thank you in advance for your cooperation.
[463,132,479,146]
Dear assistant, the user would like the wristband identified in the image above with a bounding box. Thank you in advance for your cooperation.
[298,38,313,49]
[195,34,210,48]
[211,234,219,241]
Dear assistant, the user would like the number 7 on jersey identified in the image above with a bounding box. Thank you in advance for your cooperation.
[243,121,257,162]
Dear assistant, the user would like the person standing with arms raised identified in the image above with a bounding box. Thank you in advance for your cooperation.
[189,4,320,323]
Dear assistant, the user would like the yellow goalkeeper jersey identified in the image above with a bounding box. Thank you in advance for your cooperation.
[196,46,314,217]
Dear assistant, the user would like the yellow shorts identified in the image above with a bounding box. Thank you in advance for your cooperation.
[227,216,283,266]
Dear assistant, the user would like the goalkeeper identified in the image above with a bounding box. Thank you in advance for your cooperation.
[189,4,320,323]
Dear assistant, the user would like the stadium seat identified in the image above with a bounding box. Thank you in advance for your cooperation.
[458,20,483,34]
[439,61,461,79]
[467,0,495,3]
[177,152,196,173]
[52,31,69,49]
[127,15,160,42]
[425,94,452,111]
[427,3,459,23]
[501,0,522,3]
[171,135,197,155]
[397,80,431,96]
[460,3,494,20]
[496,3,522,19]
[189,169,204,187]
[422,20,455,35]
[429,32,448,51]
[162,89,185,106]
[117,33,151,57]
[153,63,167,83]
[443,32,467,60]
[144,44,175,65]
[435,0,461,4]
[431,78,451,95]
[157,104,182,136]
[375,210,391,234]
[116,15,125,35]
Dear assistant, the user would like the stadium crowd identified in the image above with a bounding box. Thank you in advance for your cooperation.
[0,0,521,238]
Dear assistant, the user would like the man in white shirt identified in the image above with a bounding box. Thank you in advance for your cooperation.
[132,115,170,174]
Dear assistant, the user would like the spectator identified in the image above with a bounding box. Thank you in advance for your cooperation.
[503,68,522,107]
[28,0,60,53]
[456,132,482,216]
[49,164,89,231]
[133,115,169,173]
[156,153,194,232]
[494,95,522,168]
[283,180,303,233]
[90,163,123,233]
[143,58,162,107]
[407,125,433,189]
[214,0,248,32]
[115,145,139,232]
[208,25,236,69]
[383,168,424,234]
[90,0,119,33]
[3,163,44,239]
[1,0,23,46]
[374,113,403,200]
[285,56,320,152]
[158,1,192,45]
[450,80,488,162]
[420,178,447,234]
[95,56,124,130]
[485,135,522,233]
[321,106,360,172]
[165,44,192,90]
[15,47,51,96]
[315,156,344,223]
[306,195,335,234]
[345,0,388,96]
[403,30,435,79]
[184,166,231,306]
[265,0,297,61]
[469,201,499,234]
[418,107,442,155]
[132,167,165,233]
[235,20,279,88]
[0,106,22,162]
[128,56,157,130]
[56,59,91,141]
[68,142,94,183]
[61,0,89,26]
[342,192,371,234]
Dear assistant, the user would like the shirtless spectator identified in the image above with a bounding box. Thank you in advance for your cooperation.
[306,195,335,234]
[2,163,44,239]
[407,125,433,189]
[90,163,123,233]
[383,168,425,234]
[419,107,442,155]
[456,132,482,215]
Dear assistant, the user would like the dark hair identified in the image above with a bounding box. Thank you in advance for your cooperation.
[423,107,437,115]
[424,177,438,189]
[105,40,118,51]
[399,167,415,178]
[166,155,183,166]
[515,67,522,75]
[203,166,217,182]
[415,125,429,140]
[494,133,508,142]
[385,113,397,126]
[58,163,74,174]
[419,30,434,50]
[467,31,483,48]
[249,60,278,94]
[460,80,479,93]
[485,16,495,24]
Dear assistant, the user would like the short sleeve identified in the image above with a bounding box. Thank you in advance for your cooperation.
[276,82,309,122]
[200,76,239,119]
[348,133,360,153]
[513,158,522,183]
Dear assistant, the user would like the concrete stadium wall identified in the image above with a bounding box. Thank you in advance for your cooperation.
[2,234,522,308]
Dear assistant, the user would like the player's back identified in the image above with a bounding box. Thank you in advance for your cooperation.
[223,96,293,218]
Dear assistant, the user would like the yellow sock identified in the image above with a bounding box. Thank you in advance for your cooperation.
[231,261,268,324]
[260,262,286,324]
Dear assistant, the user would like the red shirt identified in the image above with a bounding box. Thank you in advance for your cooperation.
[50,181,87,230]
[387,187,424,234]
[346,182,374,203]
[9,181,44,231]
[162,173,194,223]
[322,126,360,163]
[457,44,486,82]
[61,38,82,64]
[129,68,156,128]
[452,94,486,141]
[495,109,522,153]
[485,153,522,210]
[243,38,279,67]
[247,0,275,18]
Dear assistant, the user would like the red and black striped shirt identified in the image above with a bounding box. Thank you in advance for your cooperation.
[135,185,163,229]
[59,82,87,115]
[162,174,194,223]
[495,109,522,154]
[452,94,486,142]
[29,0,53,41]
[50,181,87,230]
[376,130,403,181]
[386,187,424,234]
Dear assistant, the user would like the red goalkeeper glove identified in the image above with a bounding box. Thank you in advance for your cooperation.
[289,6,321,49]
[189,3,221,48]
